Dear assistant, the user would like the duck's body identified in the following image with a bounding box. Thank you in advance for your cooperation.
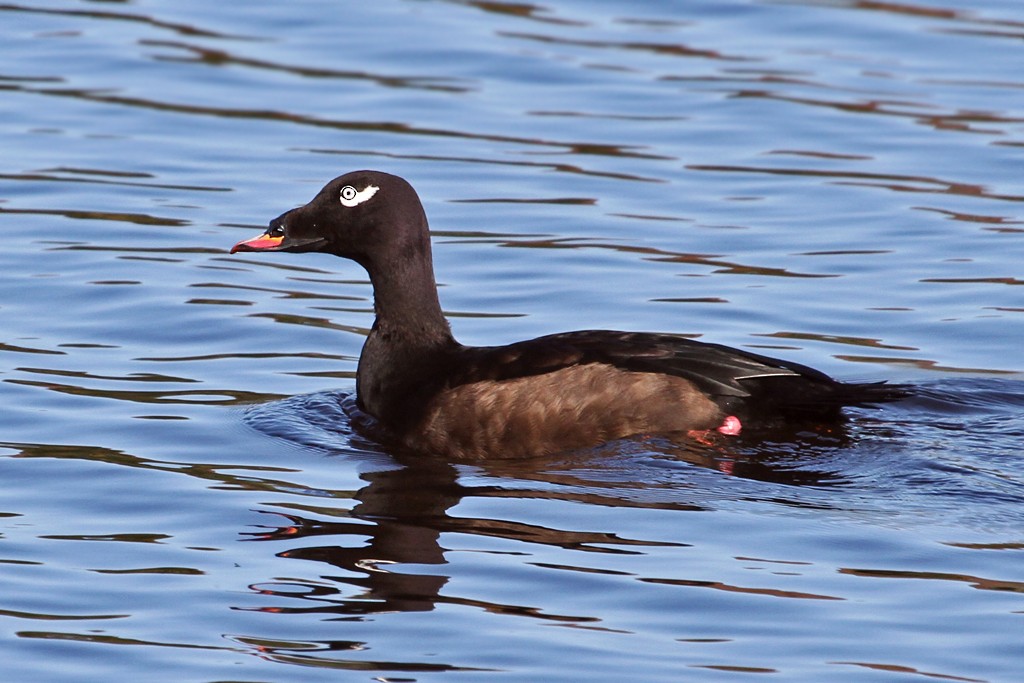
[232,170,907,458]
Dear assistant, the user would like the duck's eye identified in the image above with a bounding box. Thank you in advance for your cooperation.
[339,184,380,208]
[268,224,285,238]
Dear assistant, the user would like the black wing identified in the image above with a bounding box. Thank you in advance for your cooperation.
[456,330,907,419]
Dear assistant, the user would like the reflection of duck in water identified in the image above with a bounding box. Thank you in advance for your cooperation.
[239,421,852,623]
[233,170,907,458]
[248,462,460,616]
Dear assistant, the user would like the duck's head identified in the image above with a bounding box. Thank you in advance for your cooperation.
[230,170,429,269]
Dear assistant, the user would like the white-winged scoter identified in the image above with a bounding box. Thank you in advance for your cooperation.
[232,170,907,458]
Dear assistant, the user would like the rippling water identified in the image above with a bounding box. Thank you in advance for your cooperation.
[2,1,1023,681]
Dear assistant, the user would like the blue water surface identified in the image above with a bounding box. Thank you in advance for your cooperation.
[1,0,1023,681]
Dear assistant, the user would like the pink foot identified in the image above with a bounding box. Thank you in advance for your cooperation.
[686,415,742,444]
[716,415,742,436]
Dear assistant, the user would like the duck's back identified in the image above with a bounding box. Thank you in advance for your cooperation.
[382,330,905,458]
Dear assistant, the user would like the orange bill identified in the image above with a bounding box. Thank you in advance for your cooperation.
[230,232,284,253]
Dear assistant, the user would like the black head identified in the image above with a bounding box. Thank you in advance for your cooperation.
[230,170,429,269]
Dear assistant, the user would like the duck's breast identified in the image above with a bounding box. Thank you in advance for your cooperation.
[411,363,724,458]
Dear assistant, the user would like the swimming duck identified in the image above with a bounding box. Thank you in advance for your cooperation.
[232,170,906,458]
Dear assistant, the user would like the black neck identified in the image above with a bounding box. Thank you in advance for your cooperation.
[355,240,457,428]
[363,243,454,349]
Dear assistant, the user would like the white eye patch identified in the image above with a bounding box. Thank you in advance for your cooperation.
[339,184,379,208]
